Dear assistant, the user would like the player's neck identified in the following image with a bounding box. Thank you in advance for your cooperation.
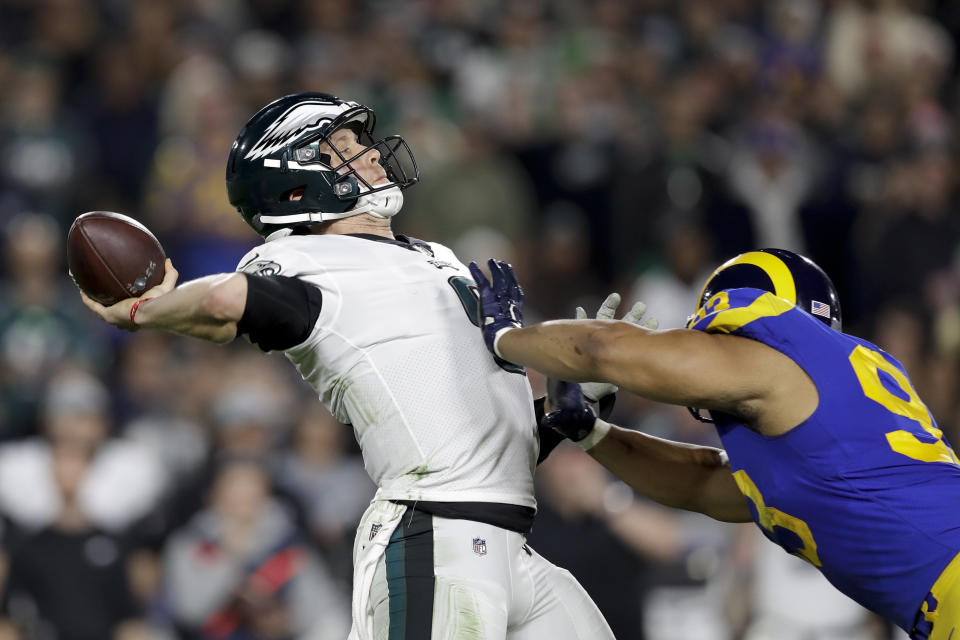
[312,214,394,239]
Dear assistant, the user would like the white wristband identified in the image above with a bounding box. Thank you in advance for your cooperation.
[492,326,515,359]
[577,418,611,451]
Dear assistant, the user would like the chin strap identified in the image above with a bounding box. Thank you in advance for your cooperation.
[257,186,404,231]
[349,185,404,219]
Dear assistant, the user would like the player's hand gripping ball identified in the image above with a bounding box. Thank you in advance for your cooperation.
[67,211,166,305]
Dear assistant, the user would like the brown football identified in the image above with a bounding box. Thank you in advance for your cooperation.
[67,211,166,305]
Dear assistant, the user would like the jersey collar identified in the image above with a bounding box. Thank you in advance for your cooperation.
[346,233,434,256]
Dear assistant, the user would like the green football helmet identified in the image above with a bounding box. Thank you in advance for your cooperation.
[226,92,419,239]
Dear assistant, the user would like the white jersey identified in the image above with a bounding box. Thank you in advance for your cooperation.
[236,234,537,508]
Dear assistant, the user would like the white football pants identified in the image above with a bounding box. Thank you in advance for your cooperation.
[350,502,615,640]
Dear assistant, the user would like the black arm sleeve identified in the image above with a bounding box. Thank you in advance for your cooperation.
[535,396,565,465]
[237,274,322,352]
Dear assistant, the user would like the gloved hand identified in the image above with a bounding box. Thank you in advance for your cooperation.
[578,293,659,402]
[468,259,524,365]
[541,379,597,442]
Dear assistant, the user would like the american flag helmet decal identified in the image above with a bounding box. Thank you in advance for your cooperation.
[811,300,831,319]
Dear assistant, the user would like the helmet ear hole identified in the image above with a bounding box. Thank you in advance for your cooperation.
[281,186,307,202]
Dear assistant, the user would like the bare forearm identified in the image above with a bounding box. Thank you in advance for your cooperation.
[498,321,613,382]
[498,322,759,411]
[589,425,751,523]
[135,273,245,343]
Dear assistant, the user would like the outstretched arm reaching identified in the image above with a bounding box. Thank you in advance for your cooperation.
[543,380,751,523]
[79,260,322,352]
[80,259,245,342]
[469,259,818,435]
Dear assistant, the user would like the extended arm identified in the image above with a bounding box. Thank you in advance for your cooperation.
[542,379,752,523]
[133,272,246,342]
[80,260,245,343]
[469,259,815,426]
[80,260,322,351]
[497,321,774,415]
[588,424,751,522]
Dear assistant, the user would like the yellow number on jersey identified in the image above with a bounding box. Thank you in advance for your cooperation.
[687,291,730,327]
[849,345,959,465]
[733,470,822,566]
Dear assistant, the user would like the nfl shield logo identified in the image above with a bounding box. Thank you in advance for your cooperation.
[472,537,487,556]
[369,523,382,541]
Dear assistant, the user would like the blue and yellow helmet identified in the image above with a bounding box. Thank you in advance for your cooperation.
[695,248,842,332]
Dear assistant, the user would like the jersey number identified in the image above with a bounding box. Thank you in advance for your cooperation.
[849,344,959,465]
[448,276,524,375]
[732,343,960,569]
[734,470,821,566]
[687,291,730,327]
[448,276,481,327]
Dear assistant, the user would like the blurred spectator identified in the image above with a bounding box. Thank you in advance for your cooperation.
[0,443,144,640]
[230,31,292,118]
[117,332,209,484]
[629,217,714,329]
[610,72,734,277]
[143,53,254,280]
[75,40,160,212]
[520,203,605,320]
[274,405,373,585]
[861,147,960,316]
[0,371,165,640]
[208,378,291,467]
[0,59,90,224]
[0,368,167,533]
[725,107,817,253]
[400,122,536,248]
[163,459,348,640]
[825,0,953,101]
[0,212,104,438]
[165,370,296,536]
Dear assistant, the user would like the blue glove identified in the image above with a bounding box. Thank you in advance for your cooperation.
[468,259,524,364]
[541,379,597,442]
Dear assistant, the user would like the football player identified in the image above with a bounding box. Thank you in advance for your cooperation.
[471,250,960,640]
[79,93,621,639]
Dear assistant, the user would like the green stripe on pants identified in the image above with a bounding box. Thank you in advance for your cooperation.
[387,509,435,640]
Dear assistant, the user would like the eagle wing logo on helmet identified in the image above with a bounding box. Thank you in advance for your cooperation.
[244,99,360,161]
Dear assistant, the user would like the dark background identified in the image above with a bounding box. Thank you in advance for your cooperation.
[0,0,955,638]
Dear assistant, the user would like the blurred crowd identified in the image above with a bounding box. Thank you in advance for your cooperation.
[0,0,958,638]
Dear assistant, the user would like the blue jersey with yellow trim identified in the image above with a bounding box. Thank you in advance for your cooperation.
[688,287,960,631]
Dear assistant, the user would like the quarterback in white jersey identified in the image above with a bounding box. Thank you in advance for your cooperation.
[80,92,616,640]
[236,232,537,507]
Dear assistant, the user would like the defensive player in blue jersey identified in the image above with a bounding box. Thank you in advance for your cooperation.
[468,249,960,640]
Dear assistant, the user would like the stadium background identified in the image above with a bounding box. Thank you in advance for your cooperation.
[0,0,958,638]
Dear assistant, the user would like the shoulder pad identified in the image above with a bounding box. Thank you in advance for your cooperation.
[236,237,322,276]
[425,241,460,262]
[236,245,286,276]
